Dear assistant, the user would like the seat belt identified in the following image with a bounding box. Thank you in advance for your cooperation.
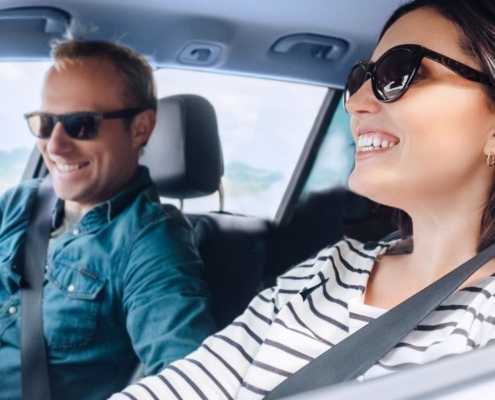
[265,239,495,399]
[20,178,56,400]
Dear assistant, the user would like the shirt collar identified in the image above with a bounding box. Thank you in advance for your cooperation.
[102,165,157,220]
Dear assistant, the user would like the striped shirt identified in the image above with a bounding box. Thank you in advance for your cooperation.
[111,237,495,400]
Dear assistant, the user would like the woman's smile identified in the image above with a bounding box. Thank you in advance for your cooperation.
[355,130,400,161]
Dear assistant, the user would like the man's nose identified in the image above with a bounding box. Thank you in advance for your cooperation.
[46,122,74,155]
[345,79,381,115]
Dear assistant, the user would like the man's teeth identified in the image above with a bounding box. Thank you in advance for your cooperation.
[357,134,397,152]
[56,162,87,173]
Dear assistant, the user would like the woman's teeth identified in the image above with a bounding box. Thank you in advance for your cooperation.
[357,134,398,152]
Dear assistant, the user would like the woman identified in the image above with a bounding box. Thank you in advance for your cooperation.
[111,0,495,398]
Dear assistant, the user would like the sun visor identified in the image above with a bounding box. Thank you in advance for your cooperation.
[0,7,71,59]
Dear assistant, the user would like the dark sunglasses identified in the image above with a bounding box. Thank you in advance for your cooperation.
[344,44,492,108]
[24,107,149,140]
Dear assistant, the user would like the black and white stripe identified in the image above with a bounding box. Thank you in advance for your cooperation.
[112,237,495,400]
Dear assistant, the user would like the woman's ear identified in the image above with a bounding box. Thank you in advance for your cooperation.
[130,109,156,150]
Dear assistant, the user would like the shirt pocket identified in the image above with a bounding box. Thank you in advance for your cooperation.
[44,261,105,350]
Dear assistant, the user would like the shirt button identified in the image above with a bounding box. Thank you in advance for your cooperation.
[8,306,17,315]
[67,284,75,293]
[73,228,80,235]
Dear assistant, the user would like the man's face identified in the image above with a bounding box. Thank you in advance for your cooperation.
[37,58,150,213]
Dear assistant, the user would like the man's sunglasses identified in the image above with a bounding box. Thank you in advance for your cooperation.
[24,107,149,140]
[344,43,492,108]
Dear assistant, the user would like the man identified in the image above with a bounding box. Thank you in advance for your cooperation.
[0,40,216,399]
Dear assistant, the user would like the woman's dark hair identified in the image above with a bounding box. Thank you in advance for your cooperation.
[379,0,495,251]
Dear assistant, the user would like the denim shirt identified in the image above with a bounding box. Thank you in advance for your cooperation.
[0,166,216,400]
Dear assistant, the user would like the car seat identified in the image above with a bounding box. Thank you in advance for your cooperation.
[142,94,271,329]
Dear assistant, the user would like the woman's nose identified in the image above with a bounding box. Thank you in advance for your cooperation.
[345,79,381,115]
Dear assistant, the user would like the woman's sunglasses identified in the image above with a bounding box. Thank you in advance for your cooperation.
[344,44,492,108]
[24,107,149,140]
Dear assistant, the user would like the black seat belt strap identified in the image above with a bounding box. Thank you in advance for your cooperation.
[266,240,495,399]
[21,178,56,400]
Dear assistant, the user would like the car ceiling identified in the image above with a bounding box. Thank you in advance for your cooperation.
[0,0,406,88]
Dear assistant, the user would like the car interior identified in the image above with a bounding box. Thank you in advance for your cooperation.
[2,0,494,398]
[3,0,400,327]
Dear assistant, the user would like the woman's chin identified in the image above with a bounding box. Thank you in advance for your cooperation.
[348,173,400,207]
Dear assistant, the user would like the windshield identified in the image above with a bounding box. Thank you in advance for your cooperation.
[0,63,328,221]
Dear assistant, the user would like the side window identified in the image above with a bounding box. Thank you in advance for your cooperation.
[153,69,327,219]
[0,62,51,195]
[302,96,355,195]
[267,97,356,273]
[296,96,396,245]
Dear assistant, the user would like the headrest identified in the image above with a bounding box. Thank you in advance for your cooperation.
[142,94,224,199]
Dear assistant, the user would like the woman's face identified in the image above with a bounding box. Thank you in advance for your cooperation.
[347,7,495,210]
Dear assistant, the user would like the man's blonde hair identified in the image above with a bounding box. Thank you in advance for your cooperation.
[51,39,157,110]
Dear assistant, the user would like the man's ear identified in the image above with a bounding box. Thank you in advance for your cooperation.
[130,109,156,150]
